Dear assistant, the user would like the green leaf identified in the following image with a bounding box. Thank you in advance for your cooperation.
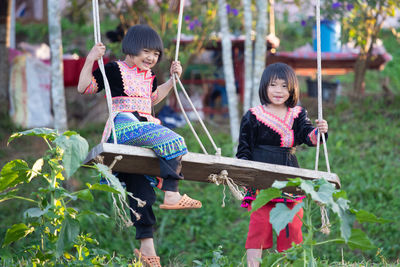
[354,209,391,224]
[251,188,282,212]
[28,158,44,181]
[2,223,35,247]
[24,207,48,218]
[270,202,304,235]
[299,180,323,202]
[0,160,30,191]
[347,229,376,250]
[56,215,80,257]
[315,181,335,204]
[54,134,89,178]
[8,128,57,144]
[333,190,348,200]
[94,164,125,196]
[271,178,302,193]
[271,180,288,189]
[62,130,79,137]
[73,189,94,202]
[331,198,355,242]
[88,183,121,195]
[285,178,303,187]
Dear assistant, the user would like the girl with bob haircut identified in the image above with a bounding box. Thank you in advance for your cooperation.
[77,24,201,267]
[236,62,329,267]
[122,24,164,62]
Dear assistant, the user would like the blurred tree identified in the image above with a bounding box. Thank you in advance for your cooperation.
[251,0,267,107]
[322,0,400,95]
[0,0,11,114]
[218,0,240,144]
[48,0,67,131]
[242,0,253,113]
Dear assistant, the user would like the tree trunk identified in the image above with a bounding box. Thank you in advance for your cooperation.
[243,0,253,114]
[353,36,376,96]
[353,54,367,96]
[48,0,67,131]
[0,0,10,114]
[217,0,239,144]
[251,0,267,107]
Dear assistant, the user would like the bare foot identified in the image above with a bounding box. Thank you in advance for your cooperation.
[163,191,182,205]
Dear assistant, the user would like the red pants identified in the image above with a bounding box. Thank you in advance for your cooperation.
[245,201,303,252]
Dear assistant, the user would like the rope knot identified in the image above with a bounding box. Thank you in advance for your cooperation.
[208,170,244,207]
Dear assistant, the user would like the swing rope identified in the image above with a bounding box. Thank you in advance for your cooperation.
[92,0,116,145]
[315,0,331,235]
[172,0,221,157]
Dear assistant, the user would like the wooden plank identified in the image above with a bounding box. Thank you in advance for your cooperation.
[85,143,341,190]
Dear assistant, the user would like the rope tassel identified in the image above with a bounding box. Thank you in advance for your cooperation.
[208,170,245,207]
[318,203,331,235]
[95,155,147,227]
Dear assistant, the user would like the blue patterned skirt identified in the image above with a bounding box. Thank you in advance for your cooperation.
[110,112,187,160]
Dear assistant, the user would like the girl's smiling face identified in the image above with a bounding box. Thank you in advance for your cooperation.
[267,78,290,107]
[131,48,160,70]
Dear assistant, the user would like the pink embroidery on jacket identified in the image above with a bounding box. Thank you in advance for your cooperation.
[250,105,302,147]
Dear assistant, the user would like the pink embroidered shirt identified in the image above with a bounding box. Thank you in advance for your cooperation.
[83,61,161,142]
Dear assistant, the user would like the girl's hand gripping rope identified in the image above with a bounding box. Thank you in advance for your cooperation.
[87,42,106,62]
[170,61,182,78]
[315,119,328,134]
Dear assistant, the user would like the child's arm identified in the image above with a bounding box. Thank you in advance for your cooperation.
[152,61,182,105]
[77,43,106,94]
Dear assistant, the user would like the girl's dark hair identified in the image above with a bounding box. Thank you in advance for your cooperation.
[258,63,299,108]
[122,24,164,62]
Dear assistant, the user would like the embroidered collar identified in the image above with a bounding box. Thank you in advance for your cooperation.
[250,105,302,147]
[117,61,155,97]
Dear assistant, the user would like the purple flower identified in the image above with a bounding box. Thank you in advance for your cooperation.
[332,2,341,9]
[226,4,231,14]
[184,15,191,22]
[193,18,200,26]
[232,8,239,16]
[346,3,354,11]
[189,21,195,31]
[301,20,307,27]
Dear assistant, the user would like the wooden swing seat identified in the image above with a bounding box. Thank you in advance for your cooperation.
[85,143,341,190]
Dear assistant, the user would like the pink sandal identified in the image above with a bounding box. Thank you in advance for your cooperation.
[134,249,161,267]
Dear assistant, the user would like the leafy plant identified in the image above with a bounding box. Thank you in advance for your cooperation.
[0,128,133,265]
[250,178,389,266]
[193,245,244,267]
